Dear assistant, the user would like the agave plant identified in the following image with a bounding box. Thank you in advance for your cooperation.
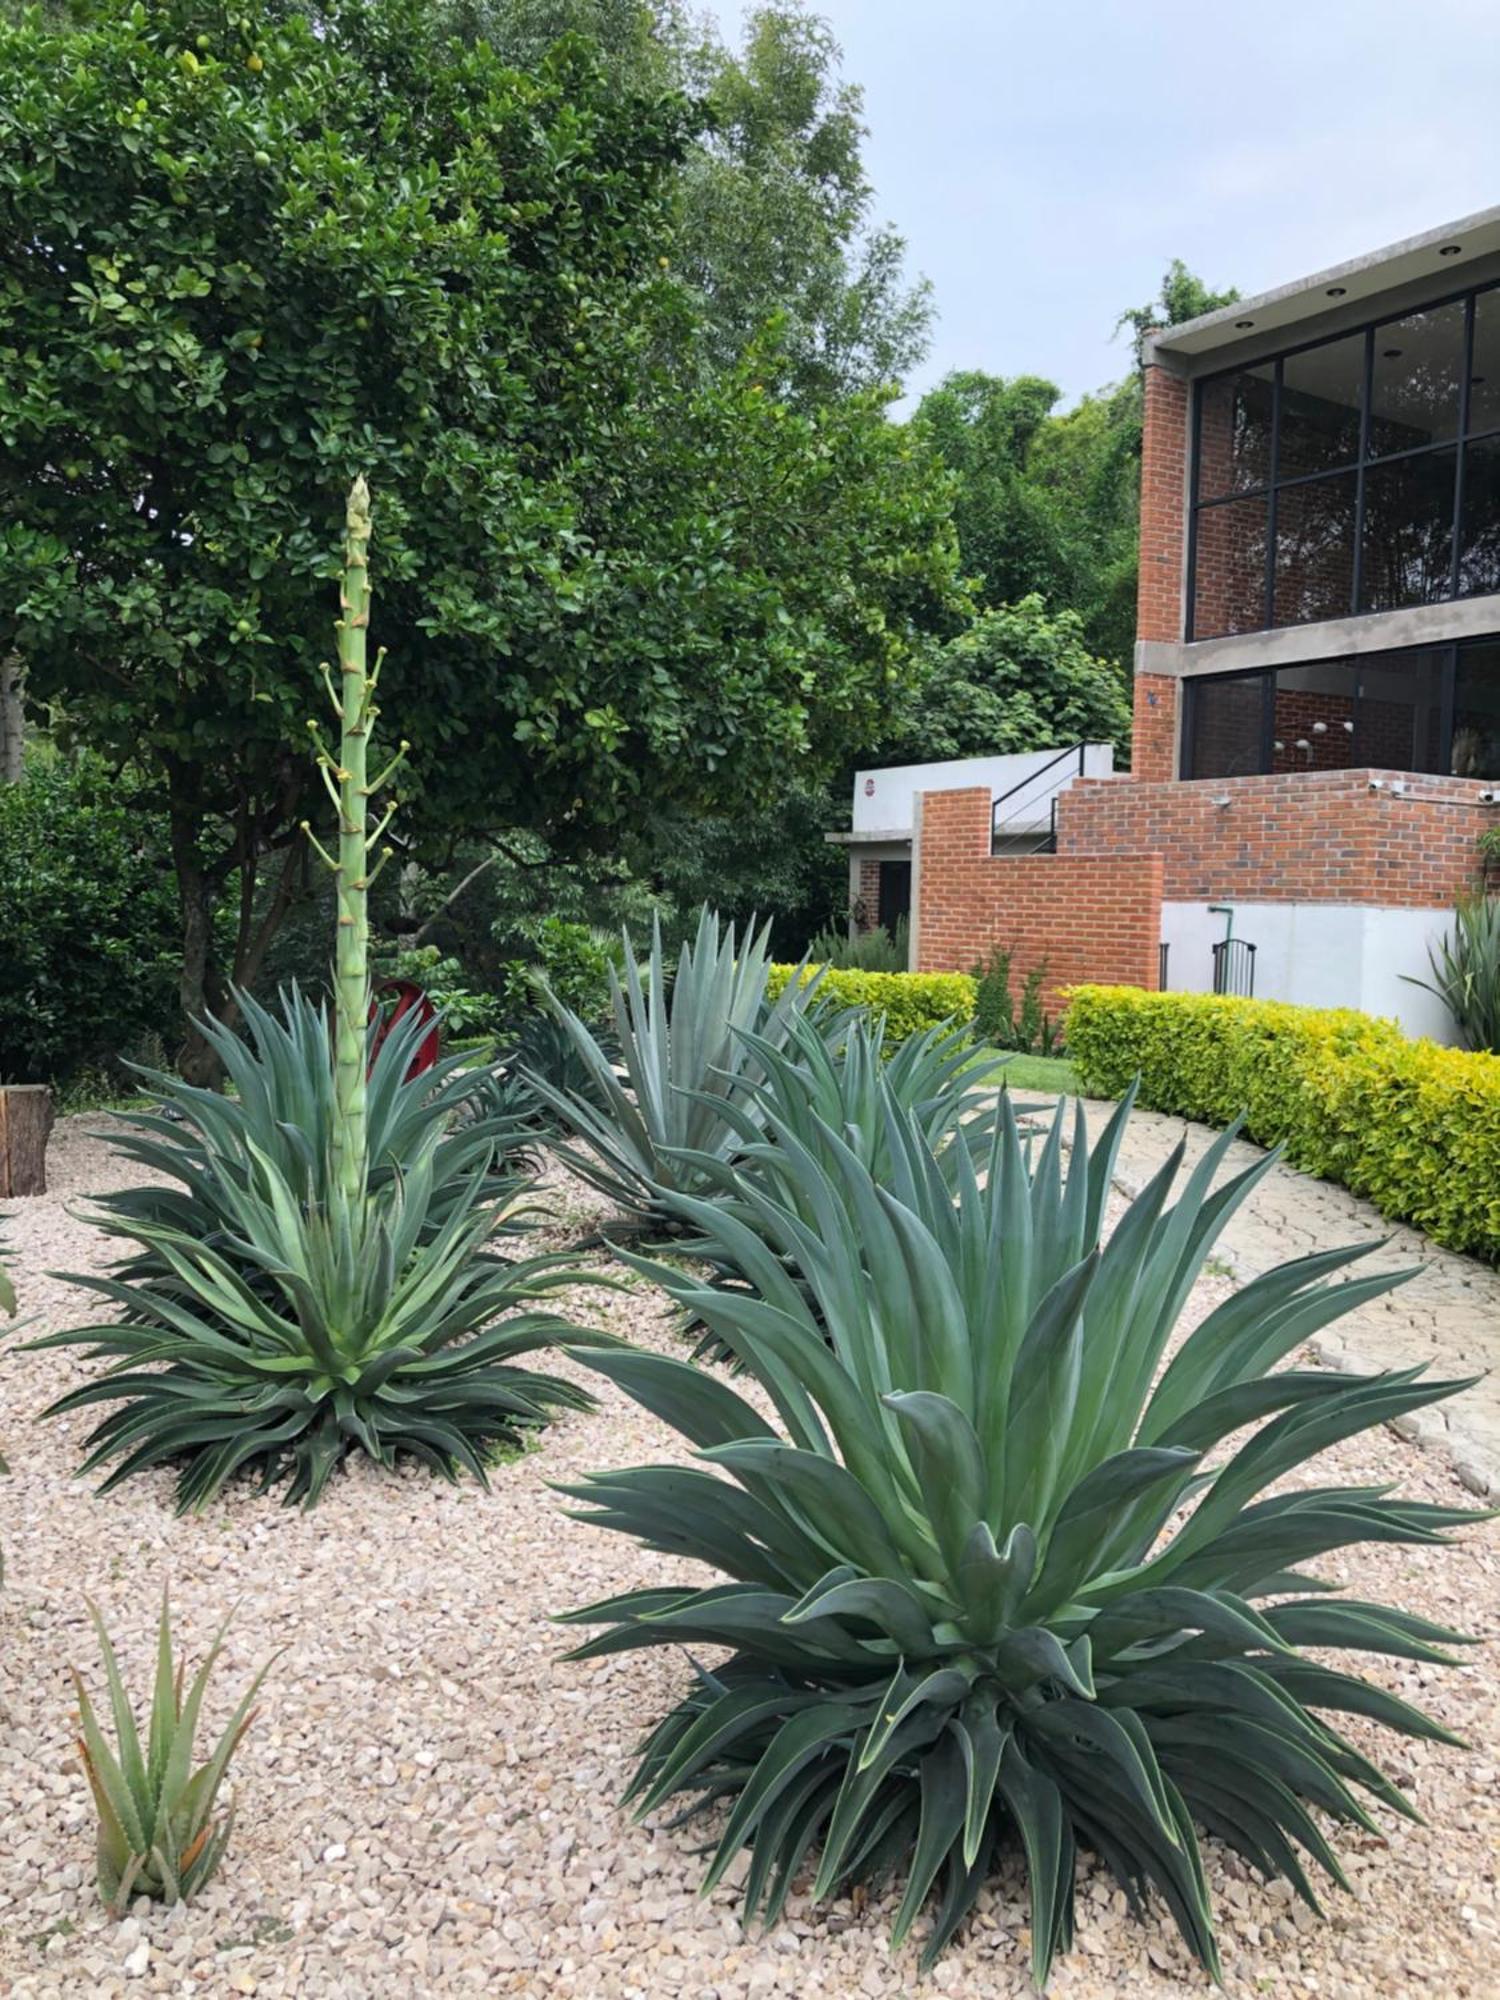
[73,1594,273,1911]
[33,478,604,1508]
[94,988,535,1273]
[675,1010,1010,1358]
[523,906,827,1222]
[1405,889,1500,1052]
[496,1009,622,1134]
[561,1086,1482,1982]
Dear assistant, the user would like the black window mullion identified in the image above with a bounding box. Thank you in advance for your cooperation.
[1264,359,1281,629]
[1440,642,1457,774]
[1351,327,1373,614]
[1453,295,1474,600]
[1260,669,1275,773]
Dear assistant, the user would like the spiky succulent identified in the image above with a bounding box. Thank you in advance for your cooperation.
[522,906,827,1223]
[73,1594,273,1912]
[561,1087,1482,1982]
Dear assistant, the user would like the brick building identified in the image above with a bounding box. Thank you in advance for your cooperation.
[909,208,1500,1039]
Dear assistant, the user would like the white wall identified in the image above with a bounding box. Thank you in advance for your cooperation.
[851,745,1113,836]
[1160,901,1460,1042]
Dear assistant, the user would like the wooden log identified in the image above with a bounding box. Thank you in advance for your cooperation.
[0,1084,54,1198]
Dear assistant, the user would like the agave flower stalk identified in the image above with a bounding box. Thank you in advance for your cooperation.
[302,476,408,1201]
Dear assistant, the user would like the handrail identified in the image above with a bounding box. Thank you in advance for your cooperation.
[990,744,1089,855]
[990,741,1086,811]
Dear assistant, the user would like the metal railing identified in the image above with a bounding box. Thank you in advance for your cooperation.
[1211,938,1257,997]
[1158,942,1170,991]
[990,744,1088,855]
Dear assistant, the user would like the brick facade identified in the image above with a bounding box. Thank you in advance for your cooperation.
[914,789,1163,1012]
[852,857,882,932]
[1131,673,1179,783]
[1058,769,1492,909]
[1137,365,1189,645]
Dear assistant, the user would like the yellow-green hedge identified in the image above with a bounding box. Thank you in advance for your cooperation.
[769,964,977,1045]
[1066,985,1500,1260]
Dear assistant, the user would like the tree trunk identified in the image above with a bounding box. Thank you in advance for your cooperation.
[169,805,227,1088]
[0,656,24,783]
[0,1085,54,1197]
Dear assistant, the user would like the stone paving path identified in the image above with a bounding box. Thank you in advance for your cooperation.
[1076,1099,1500,1499]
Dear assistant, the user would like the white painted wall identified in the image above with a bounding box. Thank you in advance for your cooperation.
[851,745,1114,836]
[1160,900,1460,1041]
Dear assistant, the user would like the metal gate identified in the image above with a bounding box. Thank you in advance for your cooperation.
[1211,937,1257,997]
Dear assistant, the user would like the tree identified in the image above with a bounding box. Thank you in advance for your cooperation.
[0,0,958,1077]
[458,0,932,401]
[878,597,1132,767]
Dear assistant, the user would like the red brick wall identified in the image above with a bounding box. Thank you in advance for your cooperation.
[853,858,881,932]
[914,789,1163,1012]
[1137,365,1189,645]
[1058,768,1493,908]
[1132,673,1179,782]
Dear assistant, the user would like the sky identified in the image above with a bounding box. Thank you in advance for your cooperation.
[705,0,1500,410]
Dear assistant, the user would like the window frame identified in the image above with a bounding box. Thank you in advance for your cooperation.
[1180,633,1500,780]
[1187,278,1500,640]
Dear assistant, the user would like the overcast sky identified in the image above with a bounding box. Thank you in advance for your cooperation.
[705,0,1500,409]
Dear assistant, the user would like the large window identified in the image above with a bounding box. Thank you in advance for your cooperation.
[1189,283,1500,639]
[1183,637,1499,781]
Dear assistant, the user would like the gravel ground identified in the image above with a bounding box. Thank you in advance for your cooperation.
[0,1114,1496,2000]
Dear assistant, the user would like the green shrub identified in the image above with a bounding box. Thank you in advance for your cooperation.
[1065,985,1500,1259]
[564,1086,1479,1980]
[807,917,909,973]
[972,946,1059,1056]
[768,963,976,1045]
[0,758,180,1083]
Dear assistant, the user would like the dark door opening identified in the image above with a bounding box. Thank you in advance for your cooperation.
[877,860,911,935]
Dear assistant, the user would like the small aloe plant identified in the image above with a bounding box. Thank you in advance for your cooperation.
[72,1595,274,1912]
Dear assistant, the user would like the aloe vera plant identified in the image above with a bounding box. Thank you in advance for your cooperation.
[524,906,826,1222]
[562,1086,1483,1982]
[73,1595,272,1912]
[37,480,603,1506]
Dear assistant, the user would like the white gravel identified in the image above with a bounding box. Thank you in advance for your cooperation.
[0,1115,1496,1999]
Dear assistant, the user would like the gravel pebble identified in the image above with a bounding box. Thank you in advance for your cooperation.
[0,1114,1496,1998]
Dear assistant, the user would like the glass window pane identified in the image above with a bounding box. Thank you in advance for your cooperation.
[1369,301,1465,457]
[1468,291,1500,436]
[1191,495,1268,638]
[1196,364,1274,498]
[1273,472,1356,626]
[1278,332,1363,478]
[1454,642,1500,778]
[1359,449,1457,612]
[1186,673,1268,780]
[1353,647,1446,772]
[1270,660,1356,772]
[1458,434,1500,598]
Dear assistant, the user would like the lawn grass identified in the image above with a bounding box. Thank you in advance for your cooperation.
[979,1051,1082,1096]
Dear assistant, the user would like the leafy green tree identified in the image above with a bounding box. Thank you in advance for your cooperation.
[459,0,931,401]
[0,0,957,1078]
[879,597,1132,766]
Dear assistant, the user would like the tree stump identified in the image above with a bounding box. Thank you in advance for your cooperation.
[0,1085,54,1197]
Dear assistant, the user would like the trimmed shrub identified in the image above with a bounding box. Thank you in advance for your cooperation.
[768,963,976,1044]
[1066,984,1500,1260]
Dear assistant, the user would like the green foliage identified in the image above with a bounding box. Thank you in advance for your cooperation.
[0,758,179,1084]
[881,599,1132,767]
[973,946,1057,1055]
[32,998,597,1508]
[500,919,624,1026]
[528,907,824,1219]
[497,1009,621,1132]
[0,1212,14,1320]
[563,1087,1480,1979]
[1066,985,1500,1260]
[378,945,504,1041]
[807,918,908,973]
[1405,893,1500,1053]
[73,1595,274,1912]
[0,0,957,1053]
[1116,257,1240,365]
[769,964,975,1046]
